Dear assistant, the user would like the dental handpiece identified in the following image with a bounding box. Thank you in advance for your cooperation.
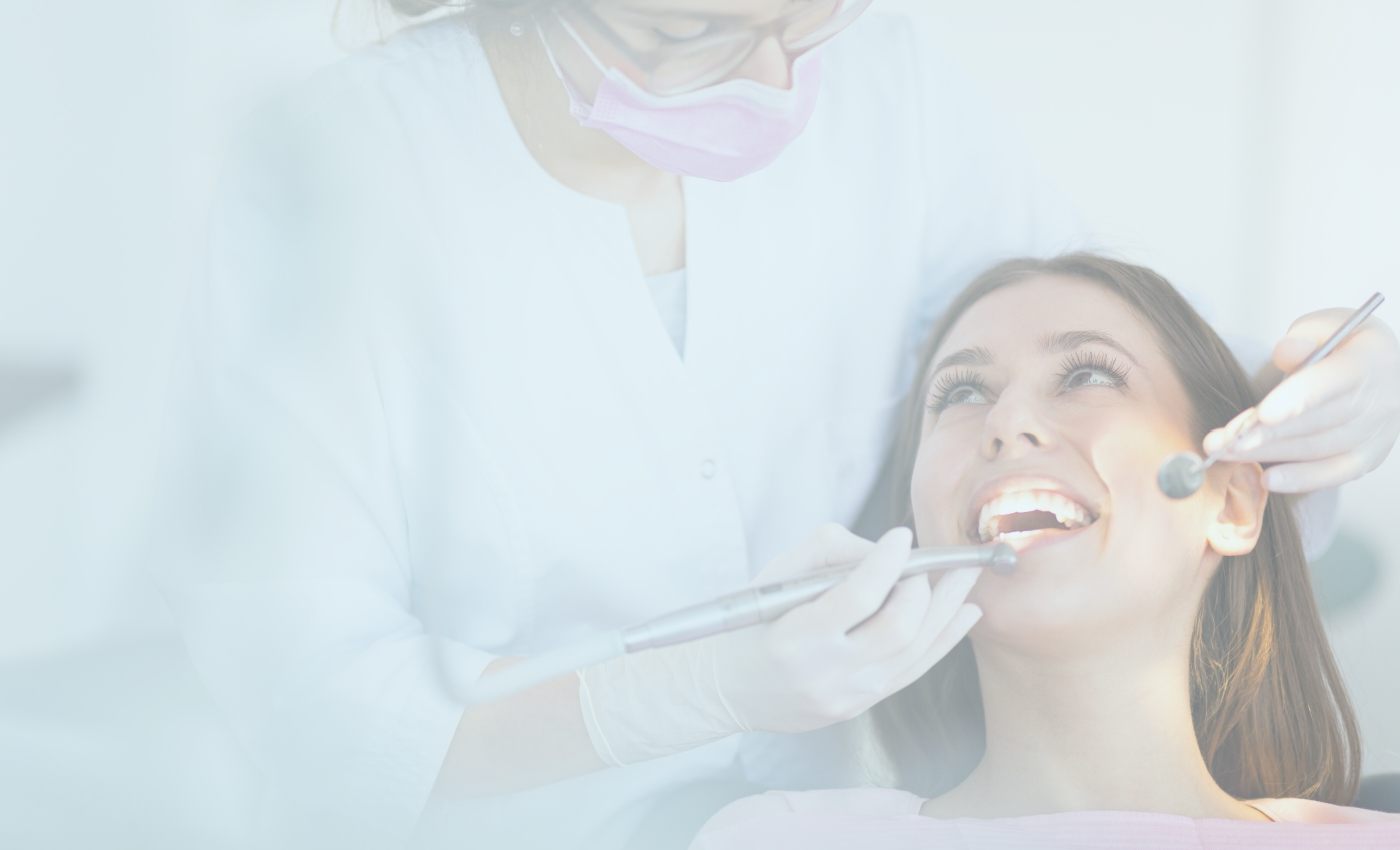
[461,543,1015,705]
[1158,291,1385,499]
[620,543,1016,653]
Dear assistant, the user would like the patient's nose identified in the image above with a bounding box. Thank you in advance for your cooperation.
[981,398,1053,460]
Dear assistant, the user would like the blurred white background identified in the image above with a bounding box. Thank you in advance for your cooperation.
[2,1,1396,846]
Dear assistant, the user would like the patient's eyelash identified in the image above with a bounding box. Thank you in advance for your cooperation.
[927,369,991,413]
[1056,350,1130,392]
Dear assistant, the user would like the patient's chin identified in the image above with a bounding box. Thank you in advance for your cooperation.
[965,578,1115,655]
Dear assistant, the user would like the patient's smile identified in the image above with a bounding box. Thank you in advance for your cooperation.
[978,491,1093,540]
[969,479,1100,548]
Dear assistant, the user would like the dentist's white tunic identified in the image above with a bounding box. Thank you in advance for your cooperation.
[164,11,1089,850]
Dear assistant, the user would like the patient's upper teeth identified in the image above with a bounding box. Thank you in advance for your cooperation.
[975,489,1094,542]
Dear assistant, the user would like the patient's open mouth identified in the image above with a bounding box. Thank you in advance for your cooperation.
[976,490,1098,544]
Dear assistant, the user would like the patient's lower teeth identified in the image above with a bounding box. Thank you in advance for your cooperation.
[993,521,1081,543]
[999,530,1042,540]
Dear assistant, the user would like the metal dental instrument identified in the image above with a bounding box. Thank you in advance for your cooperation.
[1158,291,1386,499]
[462,543,1015,704]
[619,542,1016,653]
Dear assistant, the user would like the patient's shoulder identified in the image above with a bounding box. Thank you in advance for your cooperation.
[696,787,923,833]
[1250,797,1400,824]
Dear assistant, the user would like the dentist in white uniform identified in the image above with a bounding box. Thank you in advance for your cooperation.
[162,1,1400,849]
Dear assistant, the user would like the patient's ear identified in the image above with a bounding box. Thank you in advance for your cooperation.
[1205,461,1269,557]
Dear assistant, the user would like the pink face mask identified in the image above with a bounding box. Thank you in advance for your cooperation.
[539,19,825,182]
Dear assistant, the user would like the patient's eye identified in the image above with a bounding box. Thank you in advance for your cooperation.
[1057,350,1129,393]
[928,369,991,413]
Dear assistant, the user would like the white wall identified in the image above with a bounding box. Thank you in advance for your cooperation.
[2,2,1396,843]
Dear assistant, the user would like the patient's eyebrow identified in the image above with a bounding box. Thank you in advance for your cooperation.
[928,346,994,378]
[1041,330,1142,367]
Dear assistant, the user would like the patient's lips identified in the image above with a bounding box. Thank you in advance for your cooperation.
[968,477,1101,547]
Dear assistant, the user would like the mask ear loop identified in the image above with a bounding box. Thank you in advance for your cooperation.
[545,11,612,76]
[533,14,599,117]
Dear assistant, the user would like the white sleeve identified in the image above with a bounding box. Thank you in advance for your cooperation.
[155,100,487,849]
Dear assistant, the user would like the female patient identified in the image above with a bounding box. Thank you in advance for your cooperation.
[691,254,1400,847]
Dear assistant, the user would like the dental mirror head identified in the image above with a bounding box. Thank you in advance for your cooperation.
[1158,451,1206,499]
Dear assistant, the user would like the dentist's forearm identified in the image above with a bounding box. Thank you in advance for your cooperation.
[430,657,606,798]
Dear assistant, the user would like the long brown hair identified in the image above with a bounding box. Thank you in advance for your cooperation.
[872,253,1361,804]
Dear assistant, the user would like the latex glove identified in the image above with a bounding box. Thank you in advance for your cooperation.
[1204,309,1400,493]
[576,524,983,766]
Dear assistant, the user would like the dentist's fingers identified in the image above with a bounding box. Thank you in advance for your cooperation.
[1220,421,1385,466]
[751,523,876,585]
[849,566,981,658]
[1254,309,1395,430]
[1203,353,1362,459]
[1259,452,1372,493]
[1255,354,1364,428]
[1270,309,1396,367]
[1200,311,1399,492]
[793,526,913,633]
[1203,406,1262,456]
[843,571,931,649]
[1208,393,1357,457]
[1270,333,1320,373]
[881,602,984,695]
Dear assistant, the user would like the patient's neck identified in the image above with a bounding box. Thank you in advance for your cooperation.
[928,631,1252,819]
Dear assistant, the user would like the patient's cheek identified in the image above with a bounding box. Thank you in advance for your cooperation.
[1090,407,1184,471]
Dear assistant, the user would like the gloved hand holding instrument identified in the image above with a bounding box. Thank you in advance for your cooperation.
[458,525,1001,773]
